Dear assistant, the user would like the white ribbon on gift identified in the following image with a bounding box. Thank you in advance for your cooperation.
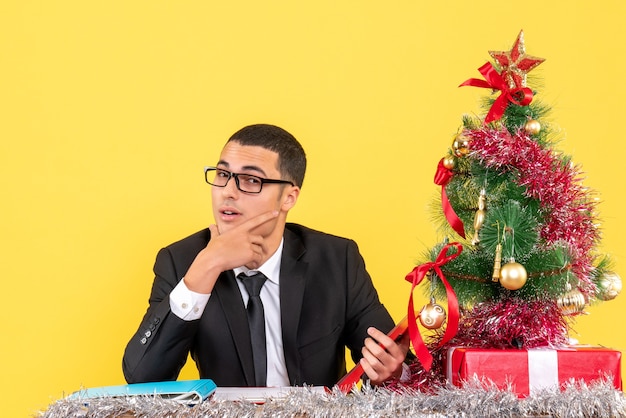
[527,348,559,395]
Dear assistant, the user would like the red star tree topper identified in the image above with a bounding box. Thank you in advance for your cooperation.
[489,30,545,89]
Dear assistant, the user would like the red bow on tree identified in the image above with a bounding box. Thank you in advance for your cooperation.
[460,62,534,123]
[404,242,462,371]
[434,158,465,239]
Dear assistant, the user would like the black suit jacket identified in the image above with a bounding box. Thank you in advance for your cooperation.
[122,223,395,387]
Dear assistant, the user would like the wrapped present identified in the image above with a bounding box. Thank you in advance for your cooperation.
[446,346,622,397]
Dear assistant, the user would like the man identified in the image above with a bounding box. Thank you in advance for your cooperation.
[123,124,409,388]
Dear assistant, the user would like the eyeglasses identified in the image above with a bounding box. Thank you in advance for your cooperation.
[204,166,295,194]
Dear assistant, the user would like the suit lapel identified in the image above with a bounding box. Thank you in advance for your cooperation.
[279,229,308,385]
[213,270,256,386]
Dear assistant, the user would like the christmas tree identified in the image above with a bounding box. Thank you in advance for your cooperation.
[399,31,623,391]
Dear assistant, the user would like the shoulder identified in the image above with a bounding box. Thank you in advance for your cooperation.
[285,223,353,243]
[284,223,359,255]
[160,228,211,260]
[166,228,211,249]
[151,228,211,281]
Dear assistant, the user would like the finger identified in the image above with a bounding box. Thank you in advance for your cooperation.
[367,327,389,345]
[363,334,388,360]
[367,327,397,354]
[361,343,399,385]
[246,240,268,268]
[359,327,410,386]
[239,210,279,232]
[247,233,268,254]
[208,224,220,237]
[368,327,408,359]
[398,333,411,354]
[359,356,381,383]
[361,341,384,373]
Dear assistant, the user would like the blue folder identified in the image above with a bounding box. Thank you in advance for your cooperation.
[69,379,217,404]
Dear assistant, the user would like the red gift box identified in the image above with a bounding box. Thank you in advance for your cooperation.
[446,346,622,397]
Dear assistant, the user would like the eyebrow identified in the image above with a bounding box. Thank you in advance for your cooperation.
[216,160,268,177]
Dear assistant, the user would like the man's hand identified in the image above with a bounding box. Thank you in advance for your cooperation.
[359,327,410,385]
[183,211,279,294]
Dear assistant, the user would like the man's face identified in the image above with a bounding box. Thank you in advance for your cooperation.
[211,141,298,238]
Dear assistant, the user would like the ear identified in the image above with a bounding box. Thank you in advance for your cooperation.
[280,186,300,212]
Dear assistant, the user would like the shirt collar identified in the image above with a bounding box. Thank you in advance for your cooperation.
[233,238,283,286]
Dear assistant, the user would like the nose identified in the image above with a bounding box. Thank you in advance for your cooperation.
[220,174,240,198]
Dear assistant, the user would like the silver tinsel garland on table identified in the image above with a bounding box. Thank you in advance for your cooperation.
[39,379,625,418]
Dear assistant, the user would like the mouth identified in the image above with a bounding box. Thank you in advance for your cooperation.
[219,206,241,221]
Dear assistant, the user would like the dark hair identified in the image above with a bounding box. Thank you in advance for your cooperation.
[227,124,307,188]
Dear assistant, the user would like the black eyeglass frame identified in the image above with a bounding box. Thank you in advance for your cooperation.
[204,166,295,194]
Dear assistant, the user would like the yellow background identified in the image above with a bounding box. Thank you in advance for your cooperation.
[2,1,625,416]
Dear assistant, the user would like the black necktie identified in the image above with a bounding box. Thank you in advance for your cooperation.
[238,272,268,386]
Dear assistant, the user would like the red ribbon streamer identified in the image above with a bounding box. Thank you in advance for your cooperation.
[404,242,462,371]
[434,159,466,239]
[460,62,534,123]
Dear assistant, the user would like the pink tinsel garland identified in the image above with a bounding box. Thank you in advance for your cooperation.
[387,299,569,392]
[466,128,599,295]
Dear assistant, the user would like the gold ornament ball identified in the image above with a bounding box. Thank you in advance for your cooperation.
[443,155,456,170]
[499,262,528,290]
[597,271,622,301]
[524,119,541,135]
[558,288,586,315]
[419,303,446,329]
[452,133,472,157]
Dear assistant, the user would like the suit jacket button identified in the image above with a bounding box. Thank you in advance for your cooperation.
[140,337,148,345]
[144,330,152,338]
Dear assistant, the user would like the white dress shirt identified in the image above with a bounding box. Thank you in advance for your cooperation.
[169,239,289,386]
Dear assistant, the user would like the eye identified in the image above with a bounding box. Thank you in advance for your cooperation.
[216,169,230,178]
[241,175,262,185]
